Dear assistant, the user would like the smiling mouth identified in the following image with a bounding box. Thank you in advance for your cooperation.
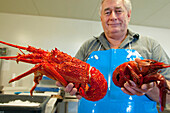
[108,24,120,27]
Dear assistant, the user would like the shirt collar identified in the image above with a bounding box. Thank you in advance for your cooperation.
[119,29,139,48]
[95,32,111,50]
[94,29,139,49]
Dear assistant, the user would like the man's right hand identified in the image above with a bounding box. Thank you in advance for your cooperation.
[56,81,82,99]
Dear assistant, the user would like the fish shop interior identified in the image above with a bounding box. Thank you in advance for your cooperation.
[0,0,170,113]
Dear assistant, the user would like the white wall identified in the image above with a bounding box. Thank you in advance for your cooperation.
[129,25,170,56]
[0,13,103,88]
[0,13,169,88]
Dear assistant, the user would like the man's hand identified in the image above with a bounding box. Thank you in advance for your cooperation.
[56,81,82,99]
[121,80,156,96]
[121,58,156,96]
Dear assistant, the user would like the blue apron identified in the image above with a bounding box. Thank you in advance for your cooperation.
[78,49,158,113]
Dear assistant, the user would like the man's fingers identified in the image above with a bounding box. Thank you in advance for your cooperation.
[141,82,155,91]
[123,81,145,96]
[65,83,82,99]
[56,82,82,99]
[56,81,63,87]
[76,95,82,100]
[70,88,78,96]
[121,87,134,95]
[135,58,141,62]
[65,83,74,93]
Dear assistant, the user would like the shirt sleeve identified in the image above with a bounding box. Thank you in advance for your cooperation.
[75,39,93,61]
[151,40,170,80]
[75,38,100,62]
[75,45,86,61]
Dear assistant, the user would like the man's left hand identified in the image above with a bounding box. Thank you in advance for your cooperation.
[121,80,156,96]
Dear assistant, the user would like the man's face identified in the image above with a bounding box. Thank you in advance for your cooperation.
[100,0,131,36]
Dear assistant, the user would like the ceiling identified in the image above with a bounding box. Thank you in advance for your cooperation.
[0,0,169,29]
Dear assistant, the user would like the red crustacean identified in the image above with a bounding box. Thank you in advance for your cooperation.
[112,59,170,111]
[0,40,108,101]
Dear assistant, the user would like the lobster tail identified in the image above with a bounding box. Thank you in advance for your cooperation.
[159,85,167,112]
[158,79,170,112]
[80,67,108,101]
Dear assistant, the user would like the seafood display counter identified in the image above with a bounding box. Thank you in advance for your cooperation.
[0,94,50,113]
[0,90,64,113]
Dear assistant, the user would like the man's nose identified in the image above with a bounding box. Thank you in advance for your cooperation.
[110,11,117,20]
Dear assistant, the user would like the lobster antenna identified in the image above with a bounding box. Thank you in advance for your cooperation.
[0,40,47,54]
[0,41,27,50]
[163,64,170,68]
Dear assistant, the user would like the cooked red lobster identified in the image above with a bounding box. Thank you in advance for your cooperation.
[112,59,170,111]
[0,41,107,101]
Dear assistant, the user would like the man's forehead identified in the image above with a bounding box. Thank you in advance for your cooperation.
[104,6,122,9]
[103,5,124,11]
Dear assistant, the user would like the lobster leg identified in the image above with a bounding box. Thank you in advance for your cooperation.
[9,62,68,95]
[15,58,42,64]
[30,72,43,96]
[9,64,42,83]
[0,56,18,60]
[41,62,68,86]
[30,83,38,96]
[127,65,143,86]
[0,54,43,64]
[143,73,170,112]
[119,67,130,85]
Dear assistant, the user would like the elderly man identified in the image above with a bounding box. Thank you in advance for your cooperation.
[57,0,170,113]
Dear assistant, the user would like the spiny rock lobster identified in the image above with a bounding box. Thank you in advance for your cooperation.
[0,41,108,101]
[112,59,170,112]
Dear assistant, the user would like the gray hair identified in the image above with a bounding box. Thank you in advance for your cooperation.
[100,0,132,15]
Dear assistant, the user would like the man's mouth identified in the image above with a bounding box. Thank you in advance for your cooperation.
[108,23,120,27]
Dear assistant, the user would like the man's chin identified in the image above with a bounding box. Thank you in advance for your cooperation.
[109,29,121,34]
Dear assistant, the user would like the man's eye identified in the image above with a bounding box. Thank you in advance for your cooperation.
[115,10,123,13]
[105,11,111,15]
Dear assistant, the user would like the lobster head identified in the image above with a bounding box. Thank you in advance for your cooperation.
[136,59,170,76]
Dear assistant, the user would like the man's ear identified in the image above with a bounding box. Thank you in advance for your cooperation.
[127,10,131,22]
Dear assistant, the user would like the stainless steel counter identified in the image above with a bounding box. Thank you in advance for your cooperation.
[56,92,78,113]
[0,86,63,113]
